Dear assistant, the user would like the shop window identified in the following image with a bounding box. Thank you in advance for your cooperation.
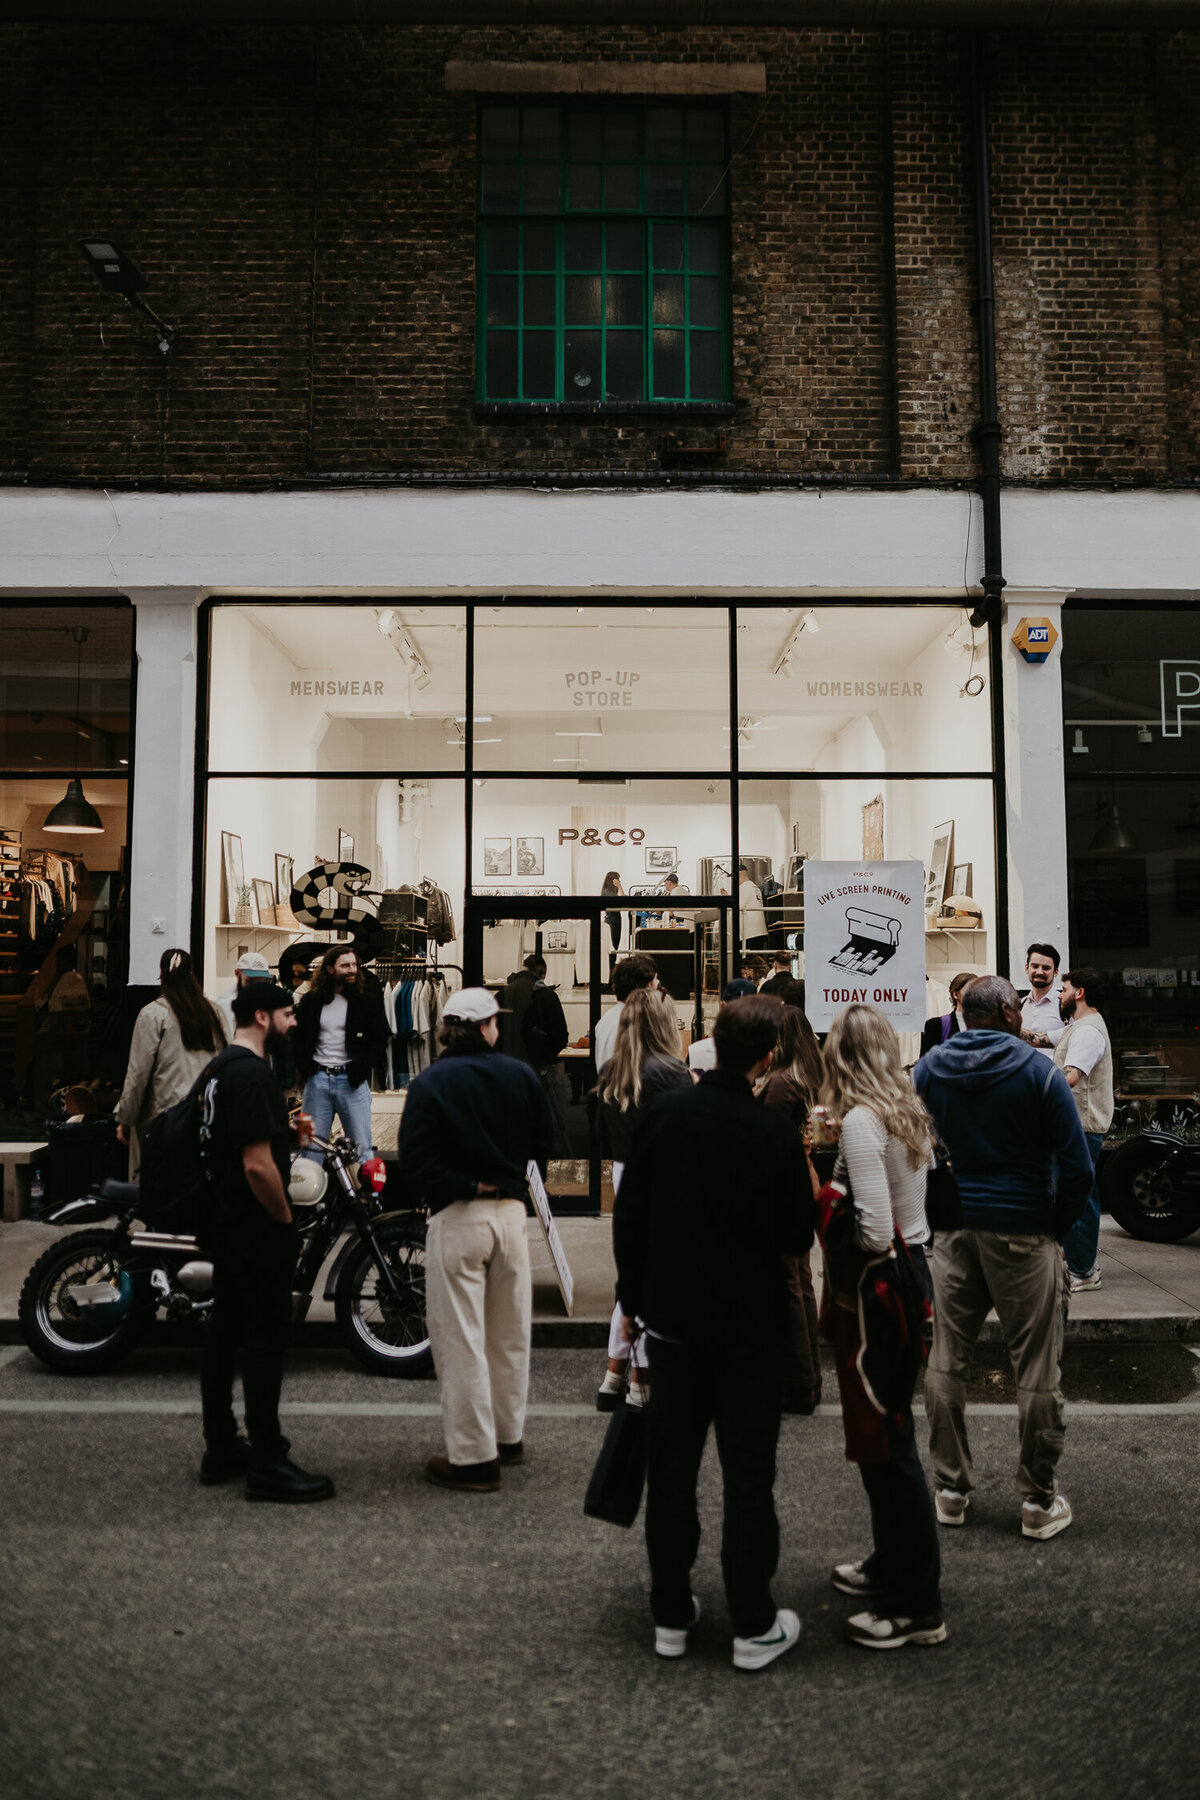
[1064,608,1200,1115]
[207,604,468,774]
[472,605,730,773]
[736,606,993,774]
[0,603,133,1124]
[202,778,465,1110]
[477,104,730,405]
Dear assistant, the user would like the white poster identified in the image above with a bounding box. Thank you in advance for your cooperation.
[803,860,926,1034]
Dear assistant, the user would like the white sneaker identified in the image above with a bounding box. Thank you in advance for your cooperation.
[654,1595,701,1659]
[935,1488,970,1527]
[1067,1266,1102,1293]
[1021,1493,1073,1540]
[732,1608,802,1672]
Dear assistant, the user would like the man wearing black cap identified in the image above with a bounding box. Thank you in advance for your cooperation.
[199,981,333,1503]
[396,988,553,1493]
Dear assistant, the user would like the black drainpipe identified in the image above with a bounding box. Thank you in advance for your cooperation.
[965,31,1005,631]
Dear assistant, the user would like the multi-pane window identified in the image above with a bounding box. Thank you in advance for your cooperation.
[477,105,730,405]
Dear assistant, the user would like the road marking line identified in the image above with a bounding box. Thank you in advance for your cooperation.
[0,1399,1198,1418]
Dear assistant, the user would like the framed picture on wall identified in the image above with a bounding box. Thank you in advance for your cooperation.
[275,853,293,905]
[221,831,245,925]
[951,862,973,897]
[924,820,954,913]
[484,838,512,878]
[645,846,678,875]
[252,878,275,925]
[337,829,355,864]
[516,837,544,877]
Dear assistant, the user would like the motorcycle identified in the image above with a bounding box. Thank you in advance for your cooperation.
[1099,1127,1200,1243]
[18,1127,432,1377]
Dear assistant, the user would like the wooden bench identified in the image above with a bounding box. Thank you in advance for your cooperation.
[0,1141,49,1222]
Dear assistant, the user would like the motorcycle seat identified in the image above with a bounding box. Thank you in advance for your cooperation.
[99,1178,141,1207]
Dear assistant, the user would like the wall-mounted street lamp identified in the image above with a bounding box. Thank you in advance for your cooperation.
[79,242,177,356]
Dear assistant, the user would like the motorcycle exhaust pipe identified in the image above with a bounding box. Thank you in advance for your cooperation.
[129,1232,202,1254]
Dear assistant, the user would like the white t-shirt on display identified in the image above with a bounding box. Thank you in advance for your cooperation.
[687,1037,717,1073]
[315,993,350,1066]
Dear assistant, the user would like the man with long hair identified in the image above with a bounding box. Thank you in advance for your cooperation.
[293,946,388,1161]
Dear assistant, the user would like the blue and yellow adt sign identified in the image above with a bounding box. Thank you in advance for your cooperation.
[1012,616,1058,664]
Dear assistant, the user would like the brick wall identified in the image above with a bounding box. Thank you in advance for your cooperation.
[0,22,1196,487]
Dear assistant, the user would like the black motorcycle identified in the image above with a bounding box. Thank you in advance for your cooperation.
[1100,1126,1200,1243]
[18,1128,432,1377]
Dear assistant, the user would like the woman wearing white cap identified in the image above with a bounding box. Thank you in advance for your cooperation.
[395,988,553,1494]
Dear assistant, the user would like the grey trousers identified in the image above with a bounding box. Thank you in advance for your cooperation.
[925,1230,1066,1506]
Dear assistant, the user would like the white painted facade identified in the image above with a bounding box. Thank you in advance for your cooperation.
[2,483,1196,987]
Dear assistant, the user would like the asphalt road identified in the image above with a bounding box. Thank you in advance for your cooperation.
[2,1344,1199,1800]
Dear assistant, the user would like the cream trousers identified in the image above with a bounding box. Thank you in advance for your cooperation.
[425,1198,532,1466]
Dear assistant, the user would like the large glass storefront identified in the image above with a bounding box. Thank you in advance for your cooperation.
[0,604,133,1128]
[1063,603,1200,1133]
[200,600,999,1203]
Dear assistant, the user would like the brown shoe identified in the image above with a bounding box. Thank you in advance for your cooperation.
[424,1454,501,1493]
[498,1441,524,1465]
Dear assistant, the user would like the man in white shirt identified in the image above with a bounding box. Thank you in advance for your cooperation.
[738,864,769,950]
[1053,967,1115,1294]
[1018,943,1065,1060]
[593,953,659,1074]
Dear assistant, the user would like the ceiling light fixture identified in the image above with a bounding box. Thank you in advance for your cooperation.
[1089,800,1137,853]
[1137,724,1153,745]
[1072,729,1088,755]
[43,627,103,835]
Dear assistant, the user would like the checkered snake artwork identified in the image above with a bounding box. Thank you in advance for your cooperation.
[289,860,384,959]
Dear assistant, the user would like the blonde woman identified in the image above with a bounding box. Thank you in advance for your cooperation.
[595,987,693,1410]
[759,1004,825,1412]
[819,1003,945,1652]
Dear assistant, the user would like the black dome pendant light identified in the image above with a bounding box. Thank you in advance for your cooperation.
[43,626,104,835]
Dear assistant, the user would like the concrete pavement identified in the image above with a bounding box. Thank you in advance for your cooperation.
[3,1212,1199,1346]
[2,1345,1199,1800]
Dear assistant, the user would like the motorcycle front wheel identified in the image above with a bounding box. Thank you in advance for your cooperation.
[18,1229,147,1373]
[1100,1138,1200,1243]
[333,1213,433,1377]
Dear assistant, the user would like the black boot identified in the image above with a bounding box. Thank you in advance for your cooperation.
[245,1454,335,1504]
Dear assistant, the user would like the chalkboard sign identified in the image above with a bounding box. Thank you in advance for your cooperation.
[526,1160,574,1316]
[1071,857,1149,950]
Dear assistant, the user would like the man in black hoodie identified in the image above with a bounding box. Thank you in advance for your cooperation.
[501,954,570,1155]
[913,975,1094,1543]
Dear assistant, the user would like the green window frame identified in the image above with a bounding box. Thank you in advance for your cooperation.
[477,104,730,406]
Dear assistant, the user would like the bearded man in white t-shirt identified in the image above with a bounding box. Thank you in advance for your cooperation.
[1053,967,1115,1294]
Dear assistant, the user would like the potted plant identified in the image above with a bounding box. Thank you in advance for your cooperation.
[235,882,253,926]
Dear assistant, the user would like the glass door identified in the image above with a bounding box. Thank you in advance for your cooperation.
[464,897,729,1213]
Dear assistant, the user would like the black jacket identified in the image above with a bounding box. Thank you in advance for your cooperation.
[601,1052,693,1163]
[395,1044,554,1212]
[293,985,390,1088]
[614,1069,814,1352]
[918,1010,962,1058]
[501,969,569,1069]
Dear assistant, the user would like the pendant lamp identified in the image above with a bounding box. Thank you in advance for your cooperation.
[1088,798,1136,853]
[43,627,103,835]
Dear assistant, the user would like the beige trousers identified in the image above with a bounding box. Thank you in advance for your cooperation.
[925,1229,1066,1506]
[425,1199,532,1466]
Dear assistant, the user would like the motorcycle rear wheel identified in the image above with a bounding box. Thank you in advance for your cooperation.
[1100,1138,1200,1243]
[334,1213,433,1377]
[18,1229,147,1373]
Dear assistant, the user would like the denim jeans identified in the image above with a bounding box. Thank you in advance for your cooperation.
[1062,1132,1105,1277]
[301,1066,374,1162]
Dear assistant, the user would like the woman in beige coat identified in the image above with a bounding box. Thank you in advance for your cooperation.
[115,948,228,1172]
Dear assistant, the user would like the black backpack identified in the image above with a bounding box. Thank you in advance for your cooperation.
[138,1046,244,1235]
